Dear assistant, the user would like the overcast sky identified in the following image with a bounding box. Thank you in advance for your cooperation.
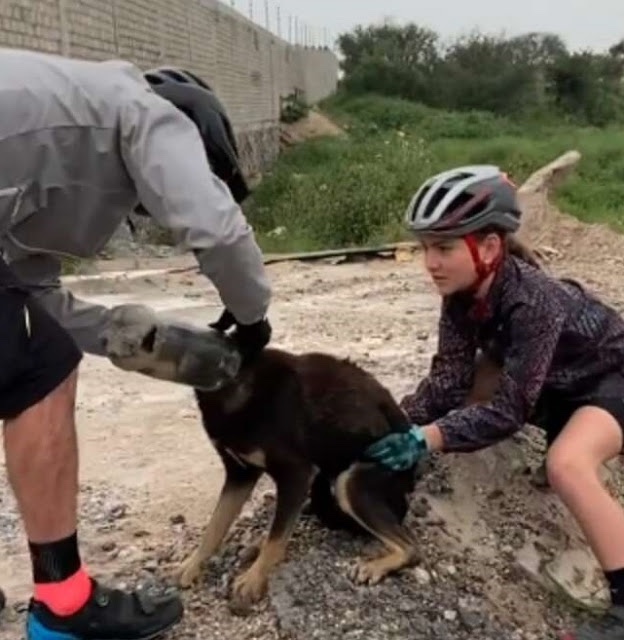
[242,0,624,53]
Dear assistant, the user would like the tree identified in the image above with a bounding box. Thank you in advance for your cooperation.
[337,22,441,103]
[335,23,624,126]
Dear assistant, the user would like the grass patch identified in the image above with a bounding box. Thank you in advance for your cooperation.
[245,93,624,253]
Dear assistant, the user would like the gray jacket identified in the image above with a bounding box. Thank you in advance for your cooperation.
[0,48,271,355]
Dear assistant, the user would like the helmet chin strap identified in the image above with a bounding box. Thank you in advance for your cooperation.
[462,233,503,318]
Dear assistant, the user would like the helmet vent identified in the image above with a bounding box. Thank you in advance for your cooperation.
[444,191,490,225]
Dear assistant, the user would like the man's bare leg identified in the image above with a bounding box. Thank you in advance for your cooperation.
[4,368,79,545]
[3,368,88,617]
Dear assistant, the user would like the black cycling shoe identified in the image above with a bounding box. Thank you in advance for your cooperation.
[26,579,183,640]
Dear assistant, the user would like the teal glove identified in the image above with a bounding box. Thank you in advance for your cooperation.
[364,425,428,470]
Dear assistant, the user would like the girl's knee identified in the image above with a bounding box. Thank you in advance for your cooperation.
[545,406,623,494]
[545,447,597,495]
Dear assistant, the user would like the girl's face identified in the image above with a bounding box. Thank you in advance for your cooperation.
[419,233,502,296]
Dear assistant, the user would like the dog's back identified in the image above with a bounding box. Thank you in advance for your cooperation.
[194,348,412,477]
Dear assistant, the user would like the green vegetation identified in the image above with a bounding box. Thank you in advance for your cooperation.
[246,94,624,252]
[245,24,624,253]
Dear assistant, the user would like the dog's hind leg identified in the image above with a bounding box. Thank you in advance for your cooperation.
[176,455,262,588]
[335,463,420,586]
[230,462,316,614]
[304,472,369,535]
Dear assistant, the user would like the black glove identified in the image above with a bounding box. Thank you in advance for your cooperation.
[209,309,271,362]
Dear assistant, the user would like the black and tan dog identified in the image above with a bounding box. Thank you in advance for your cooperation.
[172,343,506,614]
[174,348,421,613]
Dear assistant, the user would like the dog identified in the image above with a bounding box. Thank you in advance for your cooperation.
[172,343,504,615]
[174,348,424,613]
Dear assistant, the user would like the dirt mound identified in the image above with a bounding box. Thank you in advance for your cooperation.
[531,208,624,267]
[516,150,624,267]
[280,109,345,148]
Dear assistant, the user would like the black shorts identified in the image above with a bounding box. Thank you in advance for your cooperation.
[530,372,624,447]
[0,265,82,420]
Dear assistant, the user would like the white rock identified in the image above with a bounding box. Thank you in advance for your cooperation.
[413,567,431,585]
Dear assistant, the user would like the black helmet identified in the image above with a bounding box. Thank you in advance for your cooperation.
[143,66,250,204]
[405,165,522,237]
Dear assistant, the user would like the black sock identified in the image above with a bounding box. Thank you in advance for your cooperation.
[28,531,82,584]
[605,568,624,606]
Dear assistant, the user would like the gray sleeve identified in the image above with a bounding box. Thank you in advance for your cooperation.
[118,90,271,325]
[6,252,110,356]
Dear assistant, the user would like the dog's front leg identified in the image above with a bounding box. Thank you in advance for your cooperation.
[230,463,316,614]
[176,456,262,588]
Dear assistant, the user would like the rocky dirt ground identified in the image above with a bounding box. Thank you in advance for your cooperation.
[1,222,624,639]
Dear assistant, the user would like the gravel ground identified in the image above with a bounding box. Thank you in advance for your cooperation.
[1,244,623,639]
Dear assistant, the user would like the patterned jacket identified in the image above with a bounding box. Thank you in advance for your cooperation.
[400,254,624,452]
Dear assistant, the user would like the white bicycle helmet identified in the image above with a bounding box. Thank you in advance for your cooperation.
[405,165,522,237]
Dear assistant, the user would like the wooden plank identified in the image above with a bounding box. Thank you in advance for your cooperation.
[164,242,421,274]
[262,241,419,265]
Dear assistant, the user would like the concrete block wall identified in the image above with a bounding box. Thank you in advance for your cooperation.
[0,0,340,174]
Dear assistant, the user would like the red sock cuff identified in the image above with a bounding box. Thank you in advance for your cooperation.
[34,565,92,617]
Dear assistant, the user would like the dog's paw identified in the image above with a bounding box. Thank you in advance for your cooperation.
[228,567,268,616]
[349,557,394,586]
[175,554,202,588]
